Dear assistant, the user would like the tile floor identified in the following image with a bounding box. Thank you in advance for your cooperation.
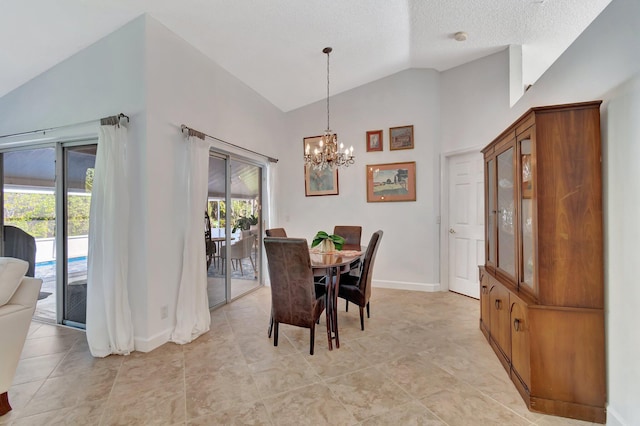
[2,287,603,425]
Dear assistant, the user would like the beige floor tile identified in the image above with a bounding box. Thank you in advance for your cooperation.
[188,400,272,425]
[12,353,66,385]
[248,353,321,396]
[420,382,531,426]
[10,399,107,426]
[360,400,446,426]
[263,383,356,426]
[185,367,261,420]
[102,387,185,425]
[324,366,412,422]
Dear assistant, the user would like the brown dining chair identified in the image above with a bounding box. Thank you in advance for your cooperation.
[264,237,328,355]
[265,227,287,237]
[338,230,383,331]
[333,225,362,250]
[334,225,363,276]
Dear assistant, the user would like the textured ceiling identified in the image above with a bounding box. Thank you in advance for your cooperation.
[0,0,611,112]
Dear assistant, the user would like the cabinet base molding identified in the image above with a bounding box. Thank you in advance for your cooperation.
[529,397,606,424]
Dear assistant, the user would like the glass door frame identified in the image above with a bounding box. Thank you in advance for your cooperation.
[59,140,97,327]
[208,148,266,306]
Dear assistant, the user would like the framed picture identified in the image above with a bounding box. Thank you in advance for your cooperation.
[366,130,383,152]
[389,125,414,150]
[303,135,339,196]
[367,161,416,202]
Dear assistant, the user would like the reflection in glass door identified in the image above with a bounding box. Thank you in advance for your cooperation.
[205,152,263,308]
[63,144,96,326]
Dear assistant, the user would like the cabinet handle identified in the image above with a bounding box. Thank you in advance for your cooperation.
[494,299,502,310]
[482,285,488,294]
[513,318,521,332]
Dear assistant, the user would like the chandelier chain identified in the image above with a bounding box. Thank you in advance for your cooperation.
[326,49,330,131]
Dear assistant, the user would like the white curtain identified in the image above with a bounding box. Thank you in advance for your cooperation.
[171,133,211,344]
[86,118,134,357]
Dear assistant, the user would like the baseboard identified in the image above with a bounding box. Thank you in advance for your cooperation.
[134,328,172,353]
[372,279,441,292]
[604,405,627,426]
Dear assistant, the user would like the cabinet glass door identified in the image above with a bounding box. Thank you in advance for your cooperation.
[519,138,535,292]
[497,147,515,278]
[487,158,496,266]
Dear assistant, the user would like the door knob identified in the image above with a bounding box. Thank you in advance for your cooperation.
[449,228,456,234]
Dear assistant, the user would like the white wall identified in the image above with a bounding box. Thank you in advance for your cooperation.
[0,16,151,338]
[280,69,441,290]
[140,17,285,347]
[440,0,640,423]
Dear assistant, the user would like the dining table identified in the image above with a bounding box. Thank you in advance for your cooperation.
[309,248,363,350]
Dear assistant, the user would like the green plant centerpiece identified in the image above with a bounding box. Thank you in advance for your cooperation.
[311,231,345,253]
[232,214,258,233]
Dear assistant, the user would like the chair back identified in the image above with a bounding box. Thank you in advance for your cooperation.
[264,237,318,328]
[265,227,287,237]
[333,225,362,250]
[3,226,36,277]
[359,230,383,301]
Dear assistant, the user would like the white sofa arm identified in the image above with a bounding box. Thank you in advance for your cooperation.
[0,277,42,396]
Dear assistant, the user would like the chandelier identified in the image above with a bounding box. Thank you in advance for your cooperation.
[304,47,355,170]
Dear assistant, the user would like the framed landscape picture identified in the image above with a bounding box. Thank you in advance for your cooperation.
[389,125,414,150]
[366,130,383,152]
[303,135,339,196]
[366,161,416,202]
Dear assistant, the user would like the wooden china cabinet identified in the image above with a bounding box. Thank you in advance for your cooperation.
[479,101,606,423]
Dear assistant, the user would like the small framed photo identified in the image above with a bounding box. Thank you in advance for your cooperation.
[366,130,383,152]
[367,161,416,202]
[303,135,339,196]
[389,125,414,150]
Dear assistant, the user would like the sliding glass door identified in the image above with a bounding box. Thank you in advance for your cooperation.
[205,151,263,308]
[62,144,96,326]
[1,141,96,327]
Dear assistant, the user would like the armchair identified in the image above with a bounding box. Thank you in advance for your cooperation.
[0,257,42,416]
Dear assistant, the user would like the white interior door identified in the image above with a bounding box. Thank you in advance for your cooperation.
[448,151,484,299]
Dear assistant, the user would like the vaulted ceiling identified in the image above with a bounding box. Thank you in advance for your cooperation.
[0,0,611,112]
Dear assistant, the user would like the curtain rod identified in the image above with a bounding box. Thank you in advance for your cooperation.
[0,113,130,140]
[180,124,278,163]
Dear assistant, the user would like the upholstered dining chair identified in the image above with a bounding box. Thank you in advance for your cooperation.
[334,225,363,276]
[333,225,362,250]
[338,230,383,331]
[220,233,256,275]
[263,237,328,355]
[265,228,287,237]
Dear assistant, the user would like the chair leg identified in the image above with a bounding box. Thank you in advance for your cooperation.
[366,301,370,318]
[345,300,349,312]
[239,259,243,275]
[359,306,365,331]
[273,322,279,346]
[268,313,273,338]
[310,323,315,355]
[0,391,11,416]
